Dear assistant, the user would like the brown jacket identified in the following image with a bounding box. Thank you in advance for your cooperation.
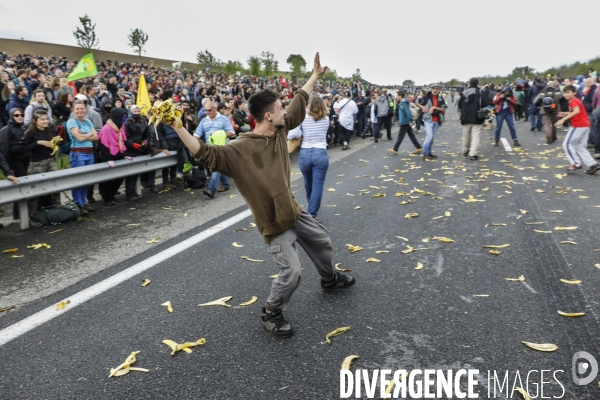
[192,89,308,243]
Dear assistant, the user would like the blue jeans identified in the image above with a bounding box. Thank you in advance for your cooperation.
[69,151,95,207]
[495,112,517,140]
[207,170,229,194]
[423,121,439,155]
[298,148,329,218]
[529,105,542,131]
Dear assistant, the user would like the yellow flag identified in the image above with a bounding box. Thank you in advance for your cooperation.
[136,73,151,116]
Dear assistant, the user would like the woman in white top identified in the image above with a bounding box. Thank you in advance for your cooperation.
[287,96,330,221]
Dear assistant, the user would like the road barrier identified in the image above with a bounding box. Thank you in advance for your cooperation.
[0,152,177,229]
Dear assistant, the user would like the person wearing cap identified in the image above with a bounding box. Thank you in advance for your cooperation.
[417,84,447,159]
[532,81,562,144]
[70,93,103,130]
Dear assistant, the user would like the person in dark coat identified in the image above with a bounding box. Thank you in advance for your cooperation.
[0,108,27,218]
[123,105,152,201]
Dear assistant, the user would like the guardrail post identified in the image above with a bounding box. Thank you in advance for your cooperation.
[136,175,141,197]
[18,200,29,229]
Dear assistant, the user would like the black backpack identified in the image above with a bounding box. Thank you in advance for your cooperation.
[35,201,81,225]
[185,167,207,189]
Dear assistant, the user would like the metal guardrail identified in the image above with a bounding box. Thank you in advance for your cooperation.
[0,152,177,229]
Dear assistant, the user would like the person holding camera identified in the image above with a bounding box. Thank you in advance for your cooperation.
[492,89,520,147]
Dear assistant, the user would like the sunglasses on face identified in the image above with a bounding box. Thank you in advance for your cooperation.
[13,114,23,117]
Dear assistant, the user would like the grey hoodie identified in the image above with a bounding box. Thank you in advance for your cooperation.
[375,94,391,117]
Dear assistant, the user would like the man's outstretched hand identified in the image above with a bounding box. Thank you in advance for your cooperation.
[313,52,328,77]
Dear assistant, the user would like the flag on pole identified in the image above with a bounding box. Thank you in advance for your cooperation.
[67,53,98,82]
[172,61,182,70]
[136,73,151,116]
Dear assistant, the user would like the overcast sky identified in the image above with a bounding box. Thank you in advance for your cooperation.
[0,0,597,84]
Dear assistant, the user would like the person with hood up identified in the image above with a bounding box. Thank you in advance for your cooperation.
[98,107,129,206]
[527,79,545,132]
[124,105,152,201]
[0,108,27,219]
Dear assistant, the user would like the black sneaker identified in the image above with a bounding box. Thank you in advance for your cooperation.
[261,307,294,337]
[463,151,469,157]
[585,164,600,174]
[470,155,479,160]
[321,271,356,289]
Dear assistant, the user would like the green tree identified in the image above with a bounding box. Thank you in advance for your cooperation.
[352,69,362,81]
[127,28,149,57]
[223,60,244,75]
[247,56,261,76]
[286,54,306,75]
[402,79,415,87]
[260,51,277,77]
[196,49,222,68]
[73,14,100,51]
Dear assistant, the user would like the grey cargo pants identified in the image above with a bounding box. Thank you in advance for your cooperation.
[265,211,335,311]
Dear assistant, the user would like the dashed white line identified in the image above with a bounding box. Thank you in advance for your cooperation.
[500,138,512,151]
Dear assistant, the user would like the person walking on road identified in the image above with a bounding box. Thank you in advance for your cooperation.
[388,90,422,155]
[555,85,600,174]
[533,80,562,144]
[417,84,447,159]
[459,78,487,160]
[167,53,355,338]
[333,91,358,150]
[492,89,520,147]
[287,96,330,221]
[374,89,393,142]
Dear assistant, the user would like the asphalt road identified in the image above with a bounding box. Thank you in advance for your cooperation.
[1,105,600,399]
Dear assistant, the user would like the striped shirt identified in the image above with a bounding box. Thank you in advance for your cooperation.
[287,114,329,149]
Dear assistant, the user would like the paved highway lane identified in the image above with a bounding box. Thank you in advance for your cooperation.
[1,106,600,399]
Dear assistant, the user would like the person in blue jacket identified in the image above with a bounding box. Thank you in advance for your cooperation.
[388,90,422,155]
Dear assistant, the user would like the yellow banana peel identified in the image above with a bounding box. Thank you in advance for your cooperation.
[341,355,359,370]
[162,338,206,356]
[161,301,173,313]
[326,326,351,344]
[557,311,585,317]
[198,296,232,307]
[521,342,558,352]
[239,296,258,306]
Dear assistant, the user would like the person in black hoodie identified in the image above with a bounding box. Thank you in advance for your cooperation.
[458,78,488,160]
[98,107,129,206]
[124,105,152,201]
[1,108,28,219]
[13,110,60,227]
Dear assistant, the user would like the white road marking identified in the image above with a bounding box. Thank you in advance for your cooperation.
[521,282,538,294]
[0,209,253,347]
[500,138,512,151]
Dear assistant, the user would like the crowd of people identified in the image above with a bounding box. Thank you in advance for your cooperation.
[0,51,600,228]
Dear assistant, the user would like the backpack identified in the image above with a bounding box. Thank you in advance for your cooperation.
[541,88,558,113]
[55,122,71,154]
[185,167,207,189]
[35,201,81,226]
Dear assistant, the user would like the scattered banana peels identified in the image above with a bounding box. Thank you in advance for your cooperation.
[56,300,70,310]
[557,311,585,317]
[554,226,578,231]
[161,301,173,313]
[3,248,18,253]
[560,279,582,285]
[431,236,455,243]
[366,258,381,263]
[326,326,351,344]
[162,338,206,356]
[345,244,363,253]
[483,244,510,248]
[109,351,149,377]
[239,296,258,306]
[149,99,183,128]
[522,342,558,352]
[415,262,424,270]
[335,263,352,272]
[141,279,151,287]
[232,242,244,248]
[198,296,232,307]
[516,387,532,400]
[341,355,359,370]
[404,213,419,219]
[505,275,525,282]
[27,243,51,250]
[241,256,264,262]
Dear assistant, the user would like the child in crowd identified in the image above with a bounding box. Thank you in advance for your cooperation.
[555,85,600,174]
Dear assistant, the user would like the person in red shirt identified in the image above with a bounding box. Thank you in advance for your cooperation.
[556,85,600,174]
